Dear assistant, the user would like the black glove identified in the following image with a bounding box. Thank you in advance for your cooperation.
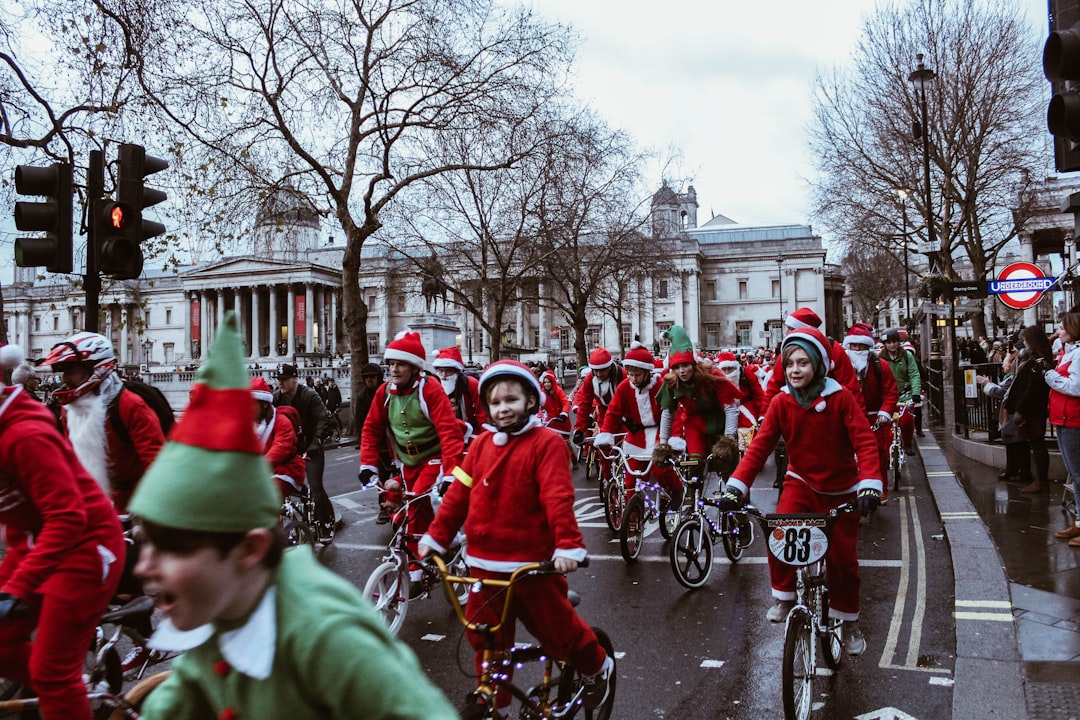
[572,430,585,446]
[718,488,745,512]
[0,592,28,621]
[556,412,568,422]
[912,397,923,408]
[358,469,376,487]
[856,488,881,517]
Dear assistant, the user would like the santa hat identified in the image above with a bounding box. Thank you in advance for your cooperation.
[129,312,279,533]
[842,323,876,349]
[623,341,655,371]
[479,361,546,446]
[781,327,833,373]
[665,325,696,367]
[432,346,465,372]
[250,376,274,403]
[588,347,613,370]
[384,331,426,369]
[784,307,823,331]
[717,351,740,374]
[0,343,24,371]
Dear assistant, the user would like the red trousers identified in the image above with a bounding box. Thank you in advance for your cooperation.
[623,456,683,501]
[872,422,891,501]
[0,534,124,720]
[390,459,442,561]
[768,480,862,621]
[464,567,606,709]
[897,406,915,446]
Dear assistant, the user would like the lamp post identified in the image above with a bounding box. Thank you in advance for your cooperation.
[897,188,912,332]
[908,54,937,270]
[776,254,785,331]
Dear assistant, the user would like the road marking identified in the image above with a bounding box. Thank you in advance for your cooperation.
[939,512,979,520]
[700,659,724,668]
[906,496,929,668]
[929,677,954,687]
[925,471,953,477]
[881,496,912,671]
[421,634,446,642]
[855,708,920,720]
[953,600,1013,622]
[336,497,360,510]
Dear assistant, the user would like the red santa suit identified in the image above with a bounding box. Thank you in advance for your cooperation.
[539,371,571,434]
[420,421,605,706]
[0,385,125,720]
[852,352,899,501]
[762,340,864,415]
[432,347,488,441]
[727,367,881,621]
[257,409,307,498]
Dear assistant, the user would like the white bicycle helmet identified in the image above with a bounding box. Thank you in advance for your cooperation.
[44,332,117,405]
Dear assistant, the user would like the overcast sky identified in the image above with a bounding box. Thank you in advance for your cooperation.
[528,0,1050,230]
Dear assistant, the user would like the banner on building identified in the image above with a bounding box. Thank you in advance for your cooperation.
[295,295,306,336]
[191,299,200,336]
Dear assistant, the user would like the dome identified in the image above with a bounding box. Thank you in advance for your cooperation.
[252,181,321,261]
[651,181,679,207]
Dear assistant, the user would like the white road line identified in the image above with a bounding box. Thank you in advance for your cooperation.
[700,659,725,668]
[881,496,911,671]
[335,497,360,510]
[953,611,1014,622]
[906,496,929,668]
[925,471,954,477]
[929,676,954,686]
[953,599,1013,622]
[939,512,979,520]
[955,600,1011,609]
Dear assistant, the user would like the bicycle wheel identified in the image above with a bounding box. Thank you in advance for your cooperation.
[619,495,646,562]
[659,497,680,540]
[720,511,745,563]
[282,519,316,548]
[106,670,172,720]
[445,542,471,605]
[361,560,409,635]
[894,446,902,492]
[585,445,599,483]
[560,626,616,720]
[820,617,844,670]
[669,518,713,588]
[604,480,626,533]
[781,609,815,720]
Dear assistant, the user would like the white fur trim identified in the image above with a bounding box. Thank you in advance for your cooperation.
[0,345,24,370]
[251,390,273,403]
[383,348,426,368]
[623,357,655,370]
[634,384,656,427]
[432,357,465,371]
[842,334,874,349]
[668,436,687,453]
[785,316,814,330]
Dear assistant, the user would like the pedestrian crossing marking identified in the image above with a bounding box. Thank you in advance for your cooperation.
[955,600,1011,609]
[954,599,1013,621]
[953,611,1014,621]
[925,472,954,477]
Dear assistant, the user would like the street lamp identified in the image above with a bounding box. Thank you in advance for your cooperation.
[897,188,912,332]
[908,54,937,269]
[142,337,154,365]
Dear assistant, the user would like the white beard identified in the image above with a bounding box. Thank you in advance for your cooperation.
[66,393,110,495]
[847,349,869,373]
[441,376,458,395]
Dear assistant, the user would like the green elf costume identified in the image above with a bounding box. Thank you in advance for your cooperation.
[129,313,455,720]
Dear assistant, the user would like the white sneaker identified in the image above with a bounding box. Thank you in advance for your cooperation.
[844,621,867,655]
[581,655,614,710]
[767,600,794,623]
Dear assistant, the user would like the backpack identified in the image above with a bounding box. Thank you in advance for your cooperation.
[107,380,176,445]
[276,404,307,457]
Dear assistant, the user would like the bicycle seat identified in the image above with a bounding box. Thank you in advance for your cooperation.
[101,595,155,625]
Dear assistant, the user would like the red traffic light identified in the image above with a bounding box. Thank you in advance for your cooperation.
[103,201,132,230]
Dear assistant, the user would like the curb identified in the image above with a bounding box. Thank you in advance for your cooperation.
[918,432,1028,720]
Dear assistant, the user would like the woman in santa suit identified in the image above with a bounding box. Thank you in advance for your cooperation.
[251,377,307,499]
[0,345,125,720]
[539,370,571,434]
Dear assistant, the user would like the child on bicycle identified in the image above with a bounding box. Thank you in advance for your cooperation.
[251,377,307,499]
[418,360,614,714]
[595,342,683,505]
[719,327,882,655]
[128,314,456,720]
[0,346,126,720]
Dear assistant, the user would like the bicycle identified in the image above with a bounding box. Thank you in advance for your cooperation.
[743,502,859,720]
[430,555,616,720]
[874,399,915,493]
[280,482,319,548]
[0,598,170,720]
[574,423,599,483]
[617,451,681,562]
[593,436,628,532]
[668,452,756,588]
[361,482,469,635]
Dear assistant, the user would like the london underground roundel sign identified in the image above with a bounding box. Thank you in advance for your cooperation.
[988,262,1056,310]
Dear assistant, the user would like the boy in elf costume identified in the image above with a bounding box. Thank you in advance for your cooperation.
[129,313,456,719]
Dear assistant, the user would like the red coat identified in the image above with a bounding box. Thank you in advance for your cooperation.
[762,339,865,415]
[597,375,663,454]
[737,371,764,427]
[858,354,900,419]
[422,425,585,571]
[572,367,626,431]
[0,386,124,601]
[447,374,489,439]
[359,375,465,476]
[539,371,571,432]
[728,380,882,498]
[62,386,166,511]
[258,410,306,489]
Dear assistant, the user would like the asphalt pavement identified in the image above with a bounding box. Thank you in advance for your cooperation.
[920,430,1080,720]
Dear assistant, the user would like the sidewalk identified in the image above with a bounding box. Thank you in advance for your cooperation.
[920,429,1080,720]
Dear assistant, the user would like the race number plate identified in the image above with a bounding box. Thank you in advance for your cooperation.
[765,518,829,566]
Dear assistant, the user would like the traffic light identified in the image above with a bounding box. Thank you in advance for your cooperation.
[96,143,168,279]
[13,163,73,273]
[1044,0,1080,172]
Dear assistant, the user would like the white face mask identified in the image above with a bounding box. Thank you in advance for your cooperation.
[440,375,458,395]
[846,348,869,373]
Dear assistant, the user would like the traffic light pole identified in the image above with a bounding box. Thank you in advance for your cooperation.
[85,150,103,331]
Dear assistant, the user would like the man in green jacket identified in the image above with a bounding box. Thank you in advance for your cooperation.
[880,330,922,451]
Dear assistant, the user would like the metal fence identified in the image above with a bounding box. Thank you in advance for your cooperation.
[928,360,1055,441]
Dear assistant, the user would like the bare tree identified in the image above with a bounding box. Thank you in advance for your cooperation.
[533,111,651,366]
[809,0,1045,338]
[117,0,573,405]
[841,243,904,324]
[592,232,675,355]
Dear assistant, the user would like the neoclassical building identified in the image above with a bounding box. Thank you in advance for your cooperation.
[5,182,845,373]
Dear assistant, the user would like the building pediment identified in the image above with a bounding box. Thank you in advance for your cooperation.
[181,256,341,290]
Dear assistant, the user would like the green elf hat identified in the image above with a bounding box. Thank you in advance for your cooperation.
[665,325,696,367]
[129,312,279,533]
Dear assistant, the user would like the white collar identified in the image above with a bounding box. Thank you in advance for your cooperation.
[148,586,277,680]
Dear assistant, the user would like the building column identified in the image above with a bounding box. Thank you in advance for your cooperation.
[264,284,274,358]
[686,270,700,341]
[184,292,192,361]
[216,291,225,348]
[118,307,129,365]
[674,271,685,330]
[200,291,209,359]
[305,284,315,353]
[251,286,262,360]
[330,290,338,354]
[287,284,296,357]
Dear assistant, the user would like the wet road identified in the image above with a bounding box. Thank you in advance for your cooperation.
[321,444,958,719]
